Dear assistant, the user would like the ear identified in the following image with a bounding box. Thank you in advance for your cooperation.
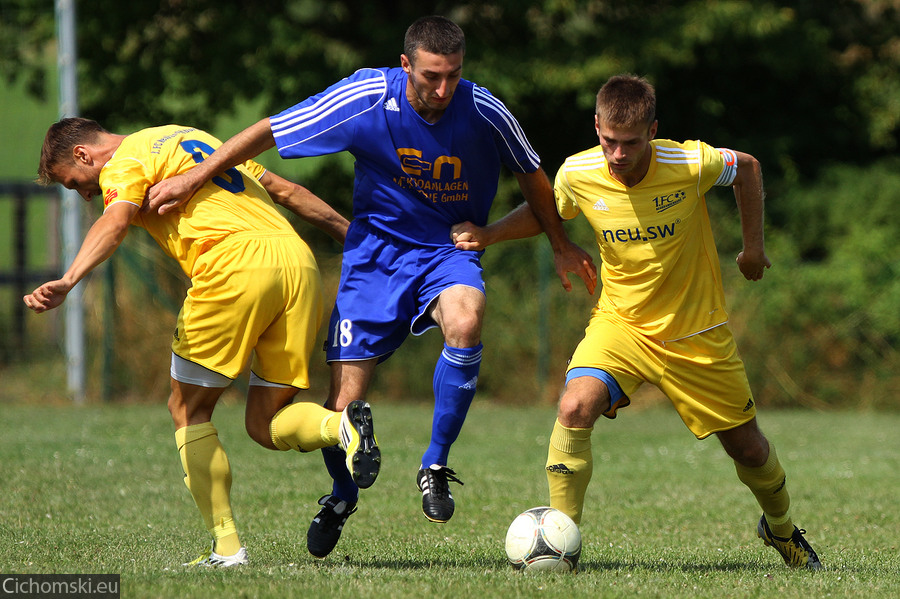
[400,53,411,74]
[72,144,92,166]
[648,120,659,141]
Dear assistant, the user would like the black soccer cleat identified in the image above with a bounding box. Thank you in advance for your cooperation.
[339,399,381,489]
[757,515,823,570]
[307,494,357,558]
[416,465,464,523]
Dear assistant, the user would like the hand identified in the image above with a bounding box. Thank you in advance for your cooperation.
[23,279,72,313]
[145,171,201,215]
[553,241,597,294]
[451,221,490,250]
[736,248,772,281]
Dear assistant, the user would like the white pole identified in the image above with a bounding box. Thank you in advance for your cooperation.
[56,0,85,403]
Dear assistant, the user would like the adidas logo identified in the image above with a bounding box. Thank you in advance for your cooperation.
[592,198,609,211]
[546,463,575,475]
[459,376,478,391]
[774,475,786,494]
[743,398,755,412]
[383,97,400,112]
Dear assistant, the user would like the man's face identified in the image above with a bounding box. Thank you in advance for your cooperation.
[595,117,658,183]
[53,161,102,202]
[401,49,463,116]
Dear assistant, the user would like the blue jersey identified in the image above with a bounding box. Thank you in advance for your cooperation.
[269,67,541,247]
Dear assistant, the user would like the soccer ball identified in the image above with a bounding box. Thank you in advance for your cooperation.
[505,507,581,572]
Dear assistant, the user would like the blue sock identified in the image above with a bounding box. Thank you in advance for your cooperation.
[322,444,359,504]
[421,343,483,468]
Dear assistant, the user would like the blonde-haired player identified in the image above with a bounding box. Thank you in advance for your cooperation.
[25,118,381,566]
[451,74,821,570]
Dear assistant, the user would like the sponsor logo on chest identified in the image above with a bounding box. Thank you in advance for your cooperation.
[652,189,686,213]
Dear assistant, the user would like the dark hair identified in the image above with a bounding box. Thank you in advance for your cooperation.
[38,117,108,185]
[595,74,657,129]
[403,15,465,65]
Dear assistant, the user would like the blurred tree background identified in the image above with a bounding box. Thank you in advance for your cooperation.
[1,0,898,408]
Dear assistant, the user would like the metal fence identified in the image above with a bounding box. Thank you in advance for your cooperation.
[0,182,60,363]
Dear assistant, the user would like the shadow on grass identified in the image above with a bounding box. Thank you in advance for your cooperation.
[579,558,769,573]
[317,555,825,575]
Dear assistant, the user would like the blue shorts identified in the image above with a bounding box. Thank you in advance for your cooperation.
[325,220,485,362]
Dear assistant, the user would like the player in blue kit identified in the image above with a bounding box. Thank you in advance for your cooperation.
[148,15,596,558]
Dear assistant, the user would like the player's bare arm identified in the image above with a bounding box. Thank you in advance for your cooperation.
[147,118,277,215]
[731,150,771,281]
[259,171,350,244]
[23,201,137,313]
[451,203,541,250]
[514,169,597,294]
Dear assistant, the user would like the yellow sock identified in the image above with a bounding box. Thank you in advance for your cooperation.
[175,423,241,556]
[545,419,594,525]
[734,442,794,538]
[269,402,340,452]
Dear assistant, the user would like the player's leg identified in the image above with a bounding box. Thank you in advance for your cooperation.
[168,359,247,566]
[244,382,332,451]
[546,375,608,525]
[717,419,822,569]
[717,418,791,530]
[321,358,380,484]
[307,358,378,558]
[409,247,487,523]
[663,327,821,569]
[315,221,409,500]
[547,313,641,525]
[170,236,305,566]
[413,284,485,522]
[319,359,378,505]
[426,283,485,467]
[245,376,380,483]
[309,221,415,555]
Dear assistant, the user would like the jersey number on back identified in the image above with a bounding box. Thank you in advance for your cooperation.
[179,140,245,193]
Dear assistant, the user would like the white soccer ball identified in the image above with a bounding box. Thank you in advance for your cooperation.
[505,506,581,572]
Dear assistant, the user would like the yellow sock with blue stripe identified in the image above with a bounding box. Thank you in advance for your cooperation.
[734,442,794,538]
[546,419,594,525]
[175,422,241,557]
[270,402,340,452]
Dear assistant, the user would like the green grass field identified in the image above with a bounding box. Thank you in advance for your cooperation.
[1,400,897,598]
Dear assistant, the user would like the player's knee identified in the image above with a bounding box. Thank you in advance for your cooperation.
[245,416,277,450]
[443,319,482,348]
[436,303,483,346]
[557,393,601,428]
[719,433,769,467]
[729,444,768,468]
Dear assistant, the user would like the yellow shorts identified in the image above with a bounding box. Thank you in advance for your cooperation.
[172,232,323,388]
[567,311,756,438]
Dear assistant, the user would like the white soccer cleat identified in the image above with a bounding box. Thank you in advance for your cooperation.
[183,543,248,567]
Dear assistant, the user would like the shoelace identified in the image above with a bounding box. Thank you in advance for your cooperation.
[185,549,212,566]
[425,467,464,500]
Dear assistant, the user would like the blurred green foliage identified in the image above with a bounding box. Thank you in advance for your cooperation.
[1,0,898,407]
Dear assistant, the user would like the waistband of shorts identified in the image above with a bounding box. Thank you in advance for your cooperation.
[351,218,452,250]
[351,219,406,244]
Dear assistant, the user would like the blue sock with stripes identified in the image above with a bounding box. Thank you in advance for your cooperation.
[421,343,483,468]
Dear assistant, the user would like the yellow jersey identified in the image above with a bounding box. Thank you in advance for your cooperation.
[555,139,738,341]
[99,125,297,277]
